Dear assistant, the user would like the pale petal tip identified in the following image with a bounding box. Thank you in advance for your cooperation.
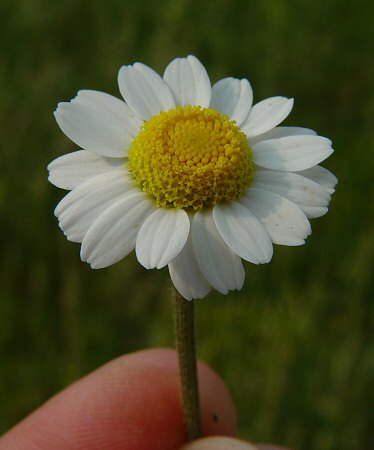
[84,255,107,269]
[284,97,294,115]
[186,54,199,63]
[117,65,129,81]
[261,246,274,264]
[47,174,61,190]
[54,104,68,125]
[178,290,193,301]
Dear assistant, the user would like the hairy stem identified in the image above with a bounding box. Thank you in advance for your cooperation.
[172,288,202,441]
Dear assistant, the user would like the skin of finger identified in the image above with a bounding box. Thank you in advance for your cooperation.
[0,348,237,450]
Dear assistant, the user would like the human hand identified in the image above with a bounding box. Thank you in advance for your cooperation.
[0,348,289,450]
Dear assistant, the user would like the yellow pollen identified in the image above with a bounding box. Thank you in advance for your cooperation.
[127,105,255,210]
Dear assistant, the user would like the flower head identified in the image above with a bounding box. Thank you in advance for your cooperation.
[48,55,337,300]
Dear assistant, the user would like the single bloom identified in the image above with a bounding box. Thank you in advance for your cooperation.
[48,55,337,300]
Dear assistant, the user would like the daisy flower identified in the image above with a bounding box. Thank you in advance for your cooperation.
[48,55,337,300]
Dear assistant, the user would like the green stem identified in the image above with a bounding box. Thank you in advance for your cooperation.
[172,288,202,441]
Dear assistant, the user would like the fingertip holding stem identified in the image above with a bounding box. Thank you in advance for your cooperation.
[0,348,237,450]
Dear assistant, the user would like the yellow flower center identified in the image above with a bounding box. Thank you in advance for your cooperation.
[127,105,255,211]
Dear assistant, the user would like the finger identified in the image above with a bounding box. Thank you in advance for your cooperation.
[0,348,237,450]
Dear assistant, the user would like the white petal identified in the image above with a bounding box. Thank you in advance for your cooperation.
[168,235,211,300]
[136,208,190,269]
[241,188,311,246]
[55,171,135,243]
[210,77,253,126]
[48,150,126,190]
[74,90,142,141]
[213,202,273,264]
[81,191,156,269]
[296,165,338,194]
[192,210,245,294]
[118,63,175,120]
[252,170,331,218]
[248,126,316,147]
[241,97,294,137]
[253,135,333,171]
[54,90,142,157]
[297,205,328,218]
[163,55,211,108]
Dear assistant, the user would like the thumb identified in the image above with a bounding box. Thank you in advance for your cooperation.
[179,436,259,449]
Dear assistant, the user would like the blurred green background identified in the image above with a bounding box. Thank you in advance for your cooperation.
[0,0,373,449]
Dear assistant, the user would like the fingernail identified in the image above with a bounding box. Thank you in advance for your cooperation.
[179,436,259,450]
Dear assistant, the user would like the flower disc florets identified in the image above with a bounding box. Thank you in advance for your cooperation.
[127,105,255,210]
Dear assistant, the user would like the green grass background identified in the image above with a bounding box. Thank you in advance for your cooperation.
[0,0,373,449]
